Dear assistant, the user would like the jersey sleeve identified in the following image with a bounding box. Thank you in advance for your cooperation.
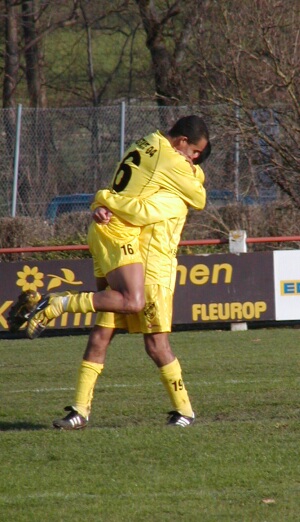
[195,164,205,185]
[91,189,188,226]
[93,162,207,217]
[157,154,207,210]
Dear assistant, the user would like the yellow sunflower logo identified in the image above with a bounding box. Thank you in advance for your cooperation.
[16,265,44,292]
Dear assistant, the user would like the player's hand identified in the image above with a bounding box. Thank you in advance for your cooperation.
[92,206,113,224]
[175,149,196,173]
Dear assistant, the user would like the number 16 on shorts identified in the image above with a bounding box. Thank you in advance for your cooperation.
[121,243,134,255]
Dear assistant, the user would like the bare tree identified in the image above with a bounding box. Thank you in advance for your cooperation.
[21,0,47,107]
[2,1,200,108]
[3,0,19,111]
[2,1,81,108]
[193,0,300,207]
[135,0,202,108]
[3,0,20,164]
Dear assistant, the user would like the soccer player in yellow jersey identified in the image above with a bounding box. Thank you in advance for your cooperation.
[53,190,198,429]
[25,115,209,339]
[49,140,209,429]
[8,116,210,427]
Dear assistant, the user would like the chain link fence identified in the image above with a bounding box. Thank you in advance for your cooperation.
[0,103,277,220]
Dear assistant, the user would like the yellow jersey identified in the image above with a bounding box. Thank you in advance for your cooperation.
[91,130,206,224]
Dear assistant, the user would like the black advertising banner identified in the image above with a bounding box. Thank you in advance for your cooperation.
[0,259,97,332]
[173,252,275,324]
[0,252,275,332]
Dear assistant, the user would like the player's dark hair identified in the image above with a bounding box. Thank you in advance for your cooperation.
[168,115,209,144]
[168,115,211,163]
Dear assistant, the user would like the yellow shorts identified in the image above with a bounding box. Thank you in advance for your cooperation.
[88,219,142,278]
[94,284,173,333]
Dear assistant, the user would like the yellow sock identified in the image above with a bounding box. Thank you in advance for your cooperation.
[74,360,104,418]
[65,292,95,314]
[45,292,95,320]
[159,358,194,417]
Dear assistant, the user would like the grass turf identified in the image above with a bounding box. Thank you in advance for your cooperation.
[0,328,299,521]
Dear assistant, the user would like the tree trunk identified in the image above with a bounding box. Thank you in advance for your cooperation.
[3,0,20,155]
[21,0,46,108]
[3,0,19,110]
[136,0,184,108]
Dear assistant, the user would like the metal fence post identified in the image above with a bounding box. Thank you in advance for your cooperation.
[234,103,240,202]
[120,101,126,160]
[229,230,248,331]
[12,103,22,217]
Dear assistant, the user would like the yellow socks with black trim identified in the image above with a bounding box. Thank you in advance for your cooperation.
[74,360,104,419]
[45,292,95,319]
[159,358,194,417]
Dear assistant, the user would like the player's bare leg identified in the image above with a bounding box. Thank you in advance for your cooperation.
[53,325,114,430]
[98,263,145,313]
[26,263,145,339]
[144,332,175,367]
[82,324,114,364]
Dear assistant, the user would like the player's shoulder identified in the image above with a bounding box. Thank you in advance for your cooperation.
[132,130,161,159]
[136,130,160,147]
[136,130,172,152]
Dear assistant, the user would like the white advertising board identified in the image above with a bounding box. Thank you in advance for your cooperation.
[274,250,300,320]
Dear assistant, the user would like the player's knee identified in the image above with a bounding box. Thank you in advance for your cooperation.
[122,288,145,313]
[126,292,145,313]
[144,334,174,366]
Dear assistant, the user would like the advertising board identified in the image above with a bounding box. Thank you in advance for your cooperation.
[173,252,275,324]
[273,250,300,321]
[0,252,277,332]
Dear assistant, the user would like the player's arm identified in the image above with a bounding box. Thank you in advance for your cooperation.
[158,157,206,210]
[91,189,188,226]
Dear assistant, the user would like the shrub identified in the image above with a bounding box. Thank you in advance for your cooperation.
[1,203,299,261]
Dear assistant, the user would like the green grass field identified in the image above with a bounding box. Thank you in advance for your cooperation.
[0,328,299,522]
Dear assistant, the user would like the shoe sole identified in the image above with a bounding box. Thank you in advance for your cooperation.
[167,420,195,427]
[7,292,42,333]
[27,295,50,339]
[167,411,195,427]
[52,422,88,430]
